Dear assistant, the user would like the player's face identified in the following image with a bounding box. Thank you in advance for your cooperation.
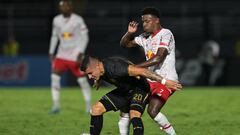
[85,63,102,81]
[142,15,159,33]
[59,1,72,16]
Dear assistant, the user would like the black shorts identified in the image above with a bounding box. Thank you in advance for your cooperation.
[99,88,149,114]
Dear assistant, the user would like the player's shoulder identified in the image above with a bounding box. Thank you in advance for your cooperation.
[139,32,150,38]
[161,28,173,35]
[53,14,62,20]
[52,14,63,23]
[52,14,62,25]
[104,57,131,65]
[103,57,130,73]
[72,13,84,21]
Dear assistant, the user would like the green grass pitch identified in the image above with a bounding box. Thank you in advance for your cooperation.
[0,87,240,135]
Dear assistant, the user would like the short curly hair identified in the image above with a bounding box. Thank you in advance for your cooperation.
[141,7,160,18]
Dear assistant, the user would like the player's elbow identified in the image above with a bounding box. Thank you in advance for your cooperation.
[120,40,127,47]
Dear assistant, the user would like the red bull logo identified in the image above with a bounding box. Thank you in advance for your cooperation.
[62,32,73,40]
[146,50,155,59]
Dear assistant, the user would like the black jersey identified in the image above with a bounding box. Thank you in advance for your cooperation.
[100,57,150,93]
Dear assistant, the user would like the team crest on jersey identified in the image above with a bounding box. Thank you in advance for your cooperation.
[146,50,155,59]
[62,32,73,40]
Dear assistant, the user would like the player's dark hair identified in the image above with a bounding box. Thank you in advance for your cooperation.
[81,55,91,72]
[59,0,72,6]
[141,7,160,18]
[81,55,99,71]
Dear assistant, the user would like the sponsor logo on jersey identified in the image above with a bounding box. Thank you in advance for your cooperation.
[62,32,73,40]
[146,50,155,59]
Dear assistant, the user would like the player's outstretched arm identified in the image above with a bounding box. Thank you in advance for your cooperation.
[128,65,182,90]
[120,21,139,48]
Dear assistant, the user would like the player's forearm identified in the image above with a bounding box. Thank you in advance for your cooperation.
[137,48,168,68]
[120,32,133,47]
[142,68,164,83]
[137,55,163,68]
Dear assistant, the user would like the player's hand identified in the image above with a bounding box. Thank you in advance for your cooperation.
[128,21,138,33]
[165,80,182,91]
[49,54,55,63]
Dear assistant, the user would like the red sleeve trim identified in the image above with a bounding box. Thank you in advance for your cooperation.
[160,42,168,46]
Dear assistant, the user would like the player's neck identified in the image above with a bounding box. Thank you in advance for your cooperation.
[151,26,162,37]
[63,13,72,18]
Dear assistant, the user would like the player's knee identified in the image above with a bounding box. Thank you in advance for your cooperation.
[147,106,159,119]
[91,102,106,116]
[129,110,141,119]
[52,70,62,75]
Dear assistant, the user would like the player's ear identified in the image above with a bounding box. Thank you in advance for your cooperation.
[155,18,160,23]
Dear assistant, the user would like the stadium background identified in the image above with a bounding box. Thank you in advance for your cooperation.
[0,0,240,86]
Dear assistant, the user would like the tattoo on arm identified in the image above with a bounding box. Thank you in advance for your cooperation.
[142,68,163,82]
[128,65,164,82]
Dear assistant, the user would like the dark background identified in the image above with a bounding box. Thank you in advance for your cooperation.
[1,0,240,86]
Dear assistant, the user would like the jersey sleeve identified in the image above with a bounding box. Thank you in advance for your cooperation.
[134,33,150,47]
[134,36,144,47]
[49,18,59,54]
[75,17,89,54]
[158,31,173,52]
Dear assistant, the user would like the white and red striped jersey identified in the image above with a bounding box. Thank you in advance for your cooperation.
[134,28,178,81]
[49,13,89,61]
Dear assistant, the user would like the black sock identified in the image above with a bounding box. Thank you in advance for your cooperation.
[90,115,103,135]
[131,117,144,135]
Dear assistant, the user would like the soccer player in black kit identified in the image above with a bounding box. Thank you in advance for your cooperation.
[80,56,182,135]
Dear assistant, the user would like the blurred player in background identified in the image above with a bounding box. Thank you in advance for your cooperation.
[49,0,91,113]
[198,40,223,85]
[120,7,179,135]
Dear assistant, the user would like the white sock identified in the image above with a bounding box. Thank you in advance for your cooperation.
[77,77,91,112]
[118,112,130,135]
[154,112,177,135]
[51,74,61,108]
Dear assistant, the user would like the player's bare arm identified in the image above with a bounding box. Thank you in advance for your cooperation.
[137,47,168,68]
[128,65,182,90]
[120,21,139,48]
